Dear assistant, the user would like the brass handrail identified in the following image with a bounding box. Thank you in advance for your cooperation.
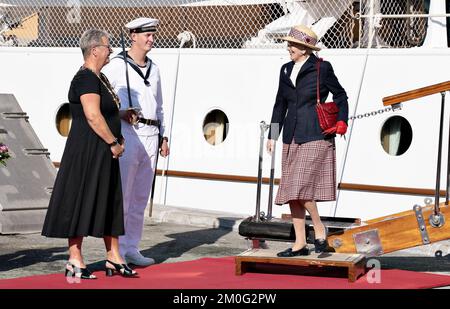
[338,183,446,197]
[383,80,450,106]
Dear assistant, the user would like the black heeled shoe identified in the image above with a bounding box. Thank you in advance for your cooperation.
[65,262,97,279]
[314,225,329,253]
[314,239,329,253]
[277,246,309,257]
[105,260,138,277]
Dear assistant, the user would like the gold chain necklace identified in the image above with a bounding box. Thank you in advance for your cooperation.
[82,66,121,110]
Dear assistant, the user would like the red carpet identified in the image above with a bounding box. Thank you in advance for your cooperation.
[1,257,449,289]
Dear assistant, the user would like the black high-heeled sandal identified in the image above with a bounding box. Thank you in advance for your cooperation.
[105,260,138,277]
[65,262,97,279]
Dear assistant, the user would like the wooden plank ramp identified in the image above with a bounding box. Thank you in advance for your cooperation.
[328,203,450,255]
[235,249,367,282]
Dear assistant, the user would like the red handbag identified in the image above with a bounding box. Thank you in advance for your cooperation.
[315,58,339,131]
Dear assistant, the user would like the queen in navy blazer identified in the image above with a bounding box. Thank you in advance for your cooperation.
[267,25,349,258]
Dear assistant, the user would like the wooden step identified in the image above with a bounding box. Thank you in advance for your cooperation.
[235,249,367,282]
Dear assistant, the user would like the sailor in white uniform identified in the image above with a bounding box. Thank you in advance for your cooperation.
[103,17,170,266]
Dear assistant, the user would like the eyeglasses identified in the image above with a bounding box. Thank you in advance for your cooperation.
[94,44,113,52]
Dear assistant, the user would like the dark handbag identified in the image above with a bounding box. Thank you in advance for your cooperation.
[239,216,296,241]
[239,215,360,242]
[315,58,339,131]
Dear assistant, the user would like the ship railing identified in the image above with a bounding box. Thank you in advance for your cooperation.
[383,80,450,228]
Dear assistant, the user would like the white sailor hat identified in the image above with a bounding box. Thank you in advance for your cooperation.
[125,17,159,33]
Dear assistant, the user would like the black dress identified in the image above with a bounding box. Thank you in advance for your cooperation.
[42,68,124,238]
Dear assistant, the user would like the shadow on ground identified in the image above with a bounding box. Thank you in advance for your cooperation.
[139,217,239,264]
[0,247,68,272]
[86,217,240,271]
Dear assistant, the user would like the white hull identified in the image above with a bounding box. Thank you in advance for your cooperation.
[1,46,450,221]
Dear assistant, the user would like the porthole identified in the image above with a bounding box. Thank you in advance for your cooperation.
[380,116,412,156]
[202,109,229,146]
[55,103,72,137]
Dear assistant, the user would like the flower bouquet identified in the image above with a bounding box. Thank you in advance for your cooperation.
[0,142,11,166]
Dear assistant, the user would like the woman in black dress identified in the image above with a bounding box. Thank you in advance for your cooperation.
[42,29,136,278]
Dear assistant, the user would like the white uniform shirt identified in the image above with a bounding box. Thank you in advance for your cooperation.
[290,55,309,87]
[103,56,165,137]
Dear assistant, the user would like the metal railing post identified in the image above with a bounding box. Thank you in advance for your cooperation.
[431,92,446,227]
[255,121,268,222]
[446,92,450,206]
[267,141,276,220]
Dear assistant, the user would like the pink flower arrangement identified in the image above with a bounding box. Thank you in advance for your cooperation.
[0,142,11,166]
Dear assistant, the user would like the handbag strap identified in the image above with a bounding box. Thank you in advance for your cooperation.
[316,58,323,105]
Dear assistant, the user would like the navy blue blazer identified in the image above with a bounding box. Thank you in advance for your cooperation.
[268,54,348,144]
